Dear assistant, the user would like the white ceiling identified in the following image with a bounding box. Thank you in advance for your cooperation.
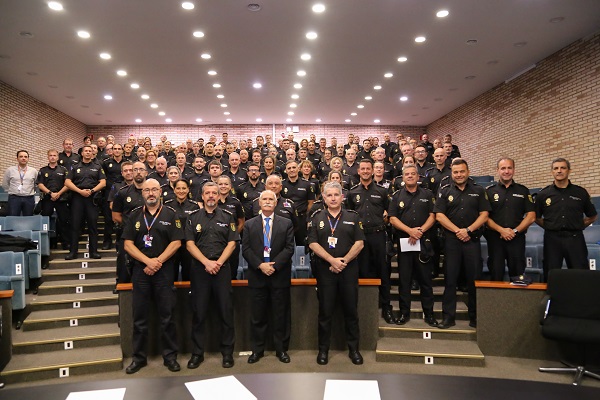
[1,0,599,127]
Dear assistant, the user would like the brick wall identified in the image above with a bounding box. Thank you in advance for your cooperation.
[0,81,86,173]
[427,33,600,195]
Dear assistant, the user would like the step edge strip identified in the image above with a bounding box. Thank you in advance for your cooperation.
[13,333,120,346]
[0,357,123,376]
[376,349,485,359]
[23,312,119,324]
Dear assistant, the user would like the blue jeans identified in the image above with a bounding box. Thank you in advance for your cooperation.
[8,195,35,216]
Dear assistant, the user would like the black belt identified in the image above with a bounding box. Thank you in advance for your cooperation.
[363,225,386,234]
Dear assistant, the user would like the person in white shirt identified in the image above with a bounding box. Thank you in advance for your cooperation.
[2,150,38,216]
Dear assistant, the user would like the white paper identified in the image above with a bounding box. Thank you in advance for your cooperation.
[324,380,381,400]
[185,375,257,400]
[399,237,421,252]
[65,388,126,400]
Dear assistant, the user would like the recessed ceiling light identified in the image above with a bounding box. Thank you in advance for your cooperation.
[77,30,91,39]
[100,52,111,60]
[345,119,351,123]
[130,83,140,89]
[286,118,293,122]
[104,95,113,100]
[397,56,408,62]
[116,70,127,76]
[226,118,232,122]
[374,85,382,90]
[290,104,297,108]
[158,111,166,116]
[224,111,230,115]
[291,94,299,99]
[213,83,221,88]
[141,94,150,99]
[350,112,357,116]
[357,105,364,109]
[166,118,172,123]
[208,70,217,75]
[306,31,318,40]
[374,119,381,123]
[316,118,322,122]
[256,118,262,122]
[436,10,449,18]
[300,53,311,61]
[294,83,302,89]
[297,70,306,77]
[135,119,142,123]
[415,36,426,43]
[181,2,194,10]
[465,75,476,80]
[217,94,225,99]
[400,96,408,101]
[253,82,262,89]
[48,2,63,11]
[200,53,211,59]
[150,103,158,108]
[193,31,205,38]
[549,17,565,23]
[220,103,227,108]
[196,118,203,122]
[513,41,527,47]
[384,72,393,78]
[312,4,325,13]
[365,96,372,100]
[288,111,294,116]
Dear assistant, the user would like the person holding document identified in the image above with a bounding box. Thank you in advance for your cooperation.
[388,165,438,326]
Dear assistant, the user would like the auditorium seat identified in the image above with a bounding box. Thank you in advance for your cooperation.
[0,251,26,310]
[292,246,312,278]
[4,215,50,256]
[0,230,42,289]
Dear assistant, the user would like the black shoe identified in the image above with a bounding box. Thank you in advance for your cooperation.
[65,252,77,260]
[424,315,439,327]
[15,321,22,330]
[316,351,328,365]
[349,350,364,365]
[396,314,409,325]
[438,319,456,329]
[382,309,398,324]
[222,354,234,368]
[125,360,147,374]
[163,359,180,372]
[469,318,477,328]
[102,241,112,250]
[276,351,291,363]
[411,281,420,291]
[458,285,468,293]
[187,354,204,369]
[247,352,264,364]
[90,252,101,259]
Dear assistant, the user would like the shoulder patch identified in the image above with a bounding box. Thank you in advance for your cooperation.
[485,183,495,189]
[131,205,143,212]
[221,208,234,216]
[164,205,177,213]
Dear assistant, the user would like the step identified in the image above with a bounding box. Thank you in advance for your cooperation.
[376,337,485,366]
[379,318,476,340]
[0,345,122,384]
[36,278,115,295]
[48,257,117,269]
[28,292,118,311]
[12,323,120,354]
[408,301,469,320]
[22,305,119,331]
[42,267,115,281]
[49,249,117,261]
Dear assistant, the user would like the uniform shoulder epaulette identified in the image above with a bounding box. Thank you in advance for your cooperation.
[164,198,174,204]
[221,208,234,216]
[440,176,450,182]
[117,184,130,193]
[425,166,435,174]
[252,197,259,203]
[281,197,295,204]
[230,196,240,202]
[160,183,169,188]
[346,209,359,215]
[188,208,201,215]
[349,183,360,190]
[439,183,450,191]
[485,183,496,190]
[131,205,143,212]
[164,205,177,213]
[539,185,552,192]
[391,189,401,196]
[309,207,323,219]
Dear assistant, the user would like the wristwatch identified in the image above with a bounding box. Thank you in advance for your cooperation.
[90,189,95,194]
[513,228,519,234]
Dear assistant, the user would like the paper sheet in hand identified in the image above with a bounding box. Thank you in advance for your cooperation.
[185,375,256,400]
[65,388,126,400]
[400,237,421,252]
[324,380,381,400]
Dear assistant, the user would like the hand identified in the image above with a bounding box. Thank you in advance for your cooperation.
[499,227,516,241]
[329,266,340,274]
[80,189,92,197]
[456,228,471,242]
[259,262,276,276]
[408,236,418,246]
[329,257,347,273]
[143,266,156,276]
[50,192,61,201]
[204,260,221,275]
[408,227,423,241]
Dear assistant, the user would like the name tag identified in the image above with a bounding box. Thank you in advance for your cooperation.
[328,236,338,249]
[264,246,271,258]
[143,234,153,248]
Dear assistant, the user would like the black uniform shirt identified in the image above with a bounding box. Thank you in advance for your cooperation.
[112,184,145,223]
[342,162,359,182]
[486,181,535,229]
[307,152,322,168]
[416,161,435,177]
[189,171,211,201]
[102,158,124,187]
[218,195,244,222]
[534,181,597,231]
[37,164,69,194]
[425,166,452,195]
[433,181,491,231]
[58,151,80,170]
[161,183,176,203]
[108,181,128,203]
[69,160,105,189]
[317,162,332,182]
[307,209,365,259]
[238,180,265,218]
[226,168,248,190]
[282,178,316,214]
[147,171,169,186]
[185,208,240,261]
[164,198,199,226]
[346,181,390,229]
[252,196,298,230]
[122,205,184,265]
[388,186,435,238]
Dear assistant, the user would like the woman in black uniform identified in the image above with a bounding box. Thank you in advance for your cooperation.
[217,175,246,280]
[160,166,181,203]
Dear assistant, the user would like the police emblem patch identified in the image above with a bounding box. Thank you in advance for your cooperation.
[494,193,499,201]
[45,173,48,177]
[359,221,363,230]
[399,201,404,208]
[176,219,181,229]
[528,195,533,203]
[230,223,236,231]
[196,224,202,232]
[135,221,140,230]
[356,194,360,202]
[244,192,248,198]
[319,221,325,229]
[77,168,81,173]
[545,198,551,206]
[448,195,454,202]
[431,177,435,183]
[284,187,288,194]
[126,196,131,203]
[109,163,113,168]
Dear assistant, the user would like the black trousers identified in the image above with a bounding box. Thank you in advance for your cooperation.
[115,230,132,284]
[442,235,482,321]
[131,263,178,363]
[101,194,114,244]
[190,262,235,356]
[315,261,359,352]
[70,194,99,253]
[543,230,588,282]
[397,250,434,317]
[486,232,527,281]
[40,197,70,245]
[295,213,307,247]
[249,286,291,354]
[358,231,390,309]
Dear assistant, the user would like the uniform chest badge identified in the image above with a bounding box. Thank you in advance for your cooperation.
[244,192,248,198]
[528,195,533,203]
[135,221,140,231]
[230,223,236,231]
[284,187,288,194]
[164,191,168,197]
[546,198,551,206]
[448,195,454,202]
[494,193,499,201]
[44,173,48,177]
[77,168,81,173]
[399,201,405,208]
[431,177,435,183]
[319,221,325,229]
[343,169,346,174]
[359,221,363,230]
[355,194,360,202]
[175,219,181,229]
[196,224,202,232]
[109,163,113,168]
[126,196,132,202]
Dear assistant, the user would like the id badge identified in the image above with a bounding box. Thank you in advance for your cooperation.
[143,234,153,248]
[17,184,22,193]
[264,246,271,258]
[328,236,338,249]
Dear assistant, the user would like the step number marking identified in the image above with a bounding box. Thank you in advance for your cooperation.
[299,256,305,266]
[16,263,22,275]
[73,301,80,308]
[423,331,432,340]
[425,356,434,365]
[86,243,89,250]
[81,261,88,268]
[43,223,48,231]
[59,367,69,378]
[79,274,86,280]
[84,252,90,259]
[590,259,597,271]
[64,341,73,350]
[76,286,83,294]
[70,319,78,327]
[526,257,533,268]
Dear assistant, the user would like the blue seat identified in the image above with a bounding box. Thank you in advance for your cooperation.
[0,251,26,310]
[587,246,600,271]
[525,244,543,281]
[1,230,42,289]
[4,215,50,256]
[0,193,8,201]
[292,246,312,278]
[0,216,5,231]
[584,225,600,245]
[525,225,544,245]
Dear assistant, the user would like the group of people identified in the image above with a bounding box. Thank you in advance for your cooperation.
[2,131,597,373]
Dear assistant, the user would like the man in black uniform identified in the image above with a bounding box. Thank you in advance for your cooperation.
[252,174,298,230]
[37,149,71,250]
[388,165,438,326]
[64,145,106,260]
[485,158,536,281]
[282,160,315,246]
[308,181,365,365]
[414,144,434,177]
[101,143,125,250]
[185,182,239,369]
[58,138,79,170]
[346,159,395,324]
[534,158,597,282]
[238,163,265,218]
[148,156,169,186]
[122,178,183,374]
[434,158,490,329]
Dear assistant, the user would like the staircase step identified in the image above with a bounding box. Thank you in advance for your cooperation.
[0,345,122,384]
[379,318,476,340]
[409,301,469,320]
[28,292,118,311]
[12,323,120,354]
[376,337,485,366]
[49,249,117,261]
[22,305,119,331]
[48,257,117,269]
[36,278,115,295]
[42,267,115,281]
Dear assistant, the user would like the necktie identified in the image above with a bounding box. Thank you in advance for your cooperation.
[264,217,271,262]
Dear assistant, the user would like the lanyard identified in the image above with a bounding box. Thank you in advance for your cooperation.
[18,166,27,185]
[143,205,163,234]
[327,212,341,236]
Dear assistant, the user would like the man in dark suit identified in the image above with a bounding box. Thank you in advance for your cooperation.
[243,190,296,364]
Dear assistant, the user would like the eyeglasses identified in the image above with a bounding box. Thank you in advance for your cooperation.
[142,188,161,194]
[133,168,147,172]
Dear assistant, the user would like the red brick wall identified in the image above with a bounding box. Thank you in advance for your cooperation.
[0,81,87,172]
[427,33,600,195]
